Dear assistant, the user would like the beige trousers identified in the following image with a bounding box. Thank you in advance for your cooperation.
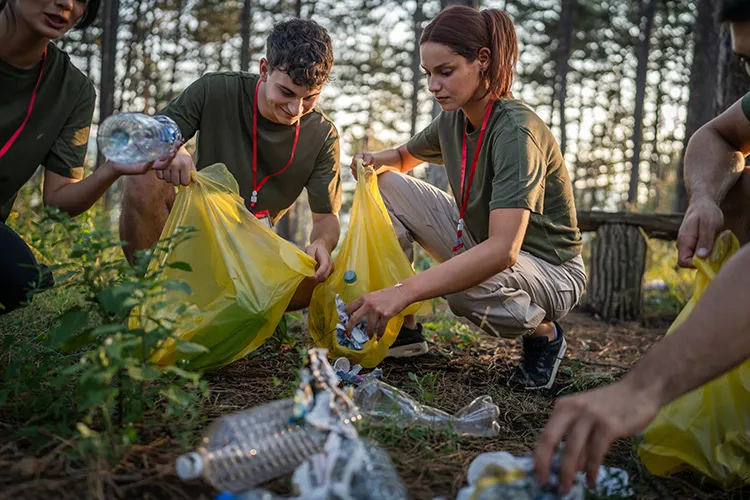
[378,171,587,339]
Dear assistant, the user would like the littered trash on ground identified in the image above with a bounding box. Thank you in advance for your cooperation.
[353,379,501,437]
[456,451,633,500]
[175,349,361,492]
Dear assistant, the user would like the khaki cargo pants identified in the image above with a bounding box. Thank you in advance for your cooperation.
[378,171,587,339]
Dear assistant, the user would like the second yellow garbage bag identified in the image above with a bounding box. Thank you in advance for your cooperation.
[308,162,423,368]
[134,163,316,371]
[637,230,750,488]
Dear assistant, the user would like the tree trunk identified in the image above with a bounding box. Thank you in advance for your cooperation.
[98,0,120,211]
[295,0,302,18]
[410,0,424,138]
[240,0,252,72]
[167,0,186,102]
[716,24,750,114]
[674,0,719,213]
[586,224,647,322]
[627,0,657,206]
[554,0,576,157]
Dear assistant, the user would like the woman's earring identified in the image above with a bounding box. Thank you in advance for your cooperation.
[480,70,485,78]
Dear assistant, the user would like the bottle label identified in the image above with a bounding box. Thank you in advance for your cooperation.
[153,115,183,148]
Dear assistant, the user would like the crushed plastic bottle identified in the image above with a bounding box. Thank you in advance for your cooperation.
[335,294,369,350]
[335,270,370,350]
[456,451,632,500]
[98,112,182,163]
[353,379,501,437]
[176,349,361,492]
[294,434,409,500]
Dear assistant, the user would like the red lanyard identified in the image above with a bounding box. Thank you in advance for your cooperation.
[0,48,47,160]
[453,100,494,253]
[250,79,300,218]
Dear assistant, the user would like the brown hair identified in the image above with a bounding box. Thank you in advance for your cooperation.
[420,6,518,99]
[266,18,333,89]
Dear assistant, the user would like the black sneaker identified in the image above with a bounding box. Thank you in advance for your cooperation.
[385,323,429,358]
[510,322,567,390]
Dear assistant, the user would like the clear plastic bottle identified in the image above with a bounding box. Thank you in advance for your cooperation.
[354,379,501,437]
[175,398,330,492]
[98,112,182,164]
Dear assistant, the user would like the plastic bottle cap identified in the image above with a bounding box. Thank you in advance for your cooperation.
[215,493,238,500]
[175,452,204,480]
[343,270,357,284]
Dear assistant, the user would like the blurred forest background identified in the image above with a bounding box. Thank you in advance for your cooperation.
[12,0,750,245]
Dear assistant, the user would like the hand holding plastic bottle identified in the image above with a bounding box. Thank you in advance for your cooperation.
[99,113,195,186]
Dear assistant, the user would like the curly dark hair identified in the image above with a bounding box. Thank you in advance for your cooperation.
[265,18,333,89]
[718,0,750,23]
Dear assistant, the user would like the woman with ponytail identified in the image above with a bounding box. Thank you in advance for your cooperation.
[0,0,157,314]
[347,6,585,390]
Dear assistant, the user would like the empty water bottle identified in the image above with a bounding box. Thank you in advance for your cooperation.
[216,437,408,500]
[98,113,182,163]
[354,379,501,437]
[176,398,330,492]
[176,349,361,493]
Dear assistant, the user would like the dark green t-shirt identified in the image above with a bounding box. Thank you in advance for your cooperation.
[741,92,750,120]
[0,43,96,222]
[159,73,341,223]
[407,99,582,265]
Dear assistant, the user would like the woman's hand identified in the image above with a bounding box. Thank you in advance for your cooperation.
[345,285,411,338]
[349,152,376,180]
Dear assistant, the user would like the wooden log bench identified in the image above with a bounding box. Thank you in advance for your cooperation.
[576,211,683,322]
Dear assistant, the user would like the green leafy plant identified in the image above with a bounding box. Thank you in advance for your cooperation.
[1,207,207,461]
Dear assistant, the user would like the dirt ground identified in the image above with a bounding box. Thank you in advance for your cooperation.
[2,307,748,500]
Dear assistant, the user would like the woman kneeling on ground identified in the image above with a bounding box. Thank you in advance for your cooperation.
[347,6,586,390]
[0,0,164,314]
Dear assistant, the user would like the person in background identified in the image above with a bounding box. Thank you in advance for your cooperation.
[535,0,750,492]
[346,6,586,386]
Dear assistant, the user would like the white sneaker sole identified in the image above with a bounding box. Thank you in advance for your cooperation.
[527,337,567,391]
[385,341,429,358]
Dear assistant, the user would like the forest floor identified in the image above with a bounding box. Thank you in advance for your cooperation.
[3,303,749,500]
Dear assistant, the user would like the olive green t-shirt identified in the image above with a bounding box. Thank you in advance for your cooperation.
[0,43,95,222]
[741,92,750,120]
[407,99,582,265]
[159,73,341,223]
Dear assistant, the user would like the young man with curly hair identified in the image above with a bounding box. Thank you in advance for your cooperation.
[119,19,342,308]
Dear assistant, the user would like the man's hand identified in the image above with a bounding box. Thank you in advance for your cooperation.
[304,240,334,282]
[349,152,376,180]
[676,199,724,268]
[346,286,410,339]
[153,148,196,186]
[534,381,661,493]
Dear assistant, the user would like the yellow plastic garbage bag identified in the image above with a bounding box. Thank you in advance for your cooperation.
[133,163,316,371]
[638,230,750,488]
[308,161,423,368]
